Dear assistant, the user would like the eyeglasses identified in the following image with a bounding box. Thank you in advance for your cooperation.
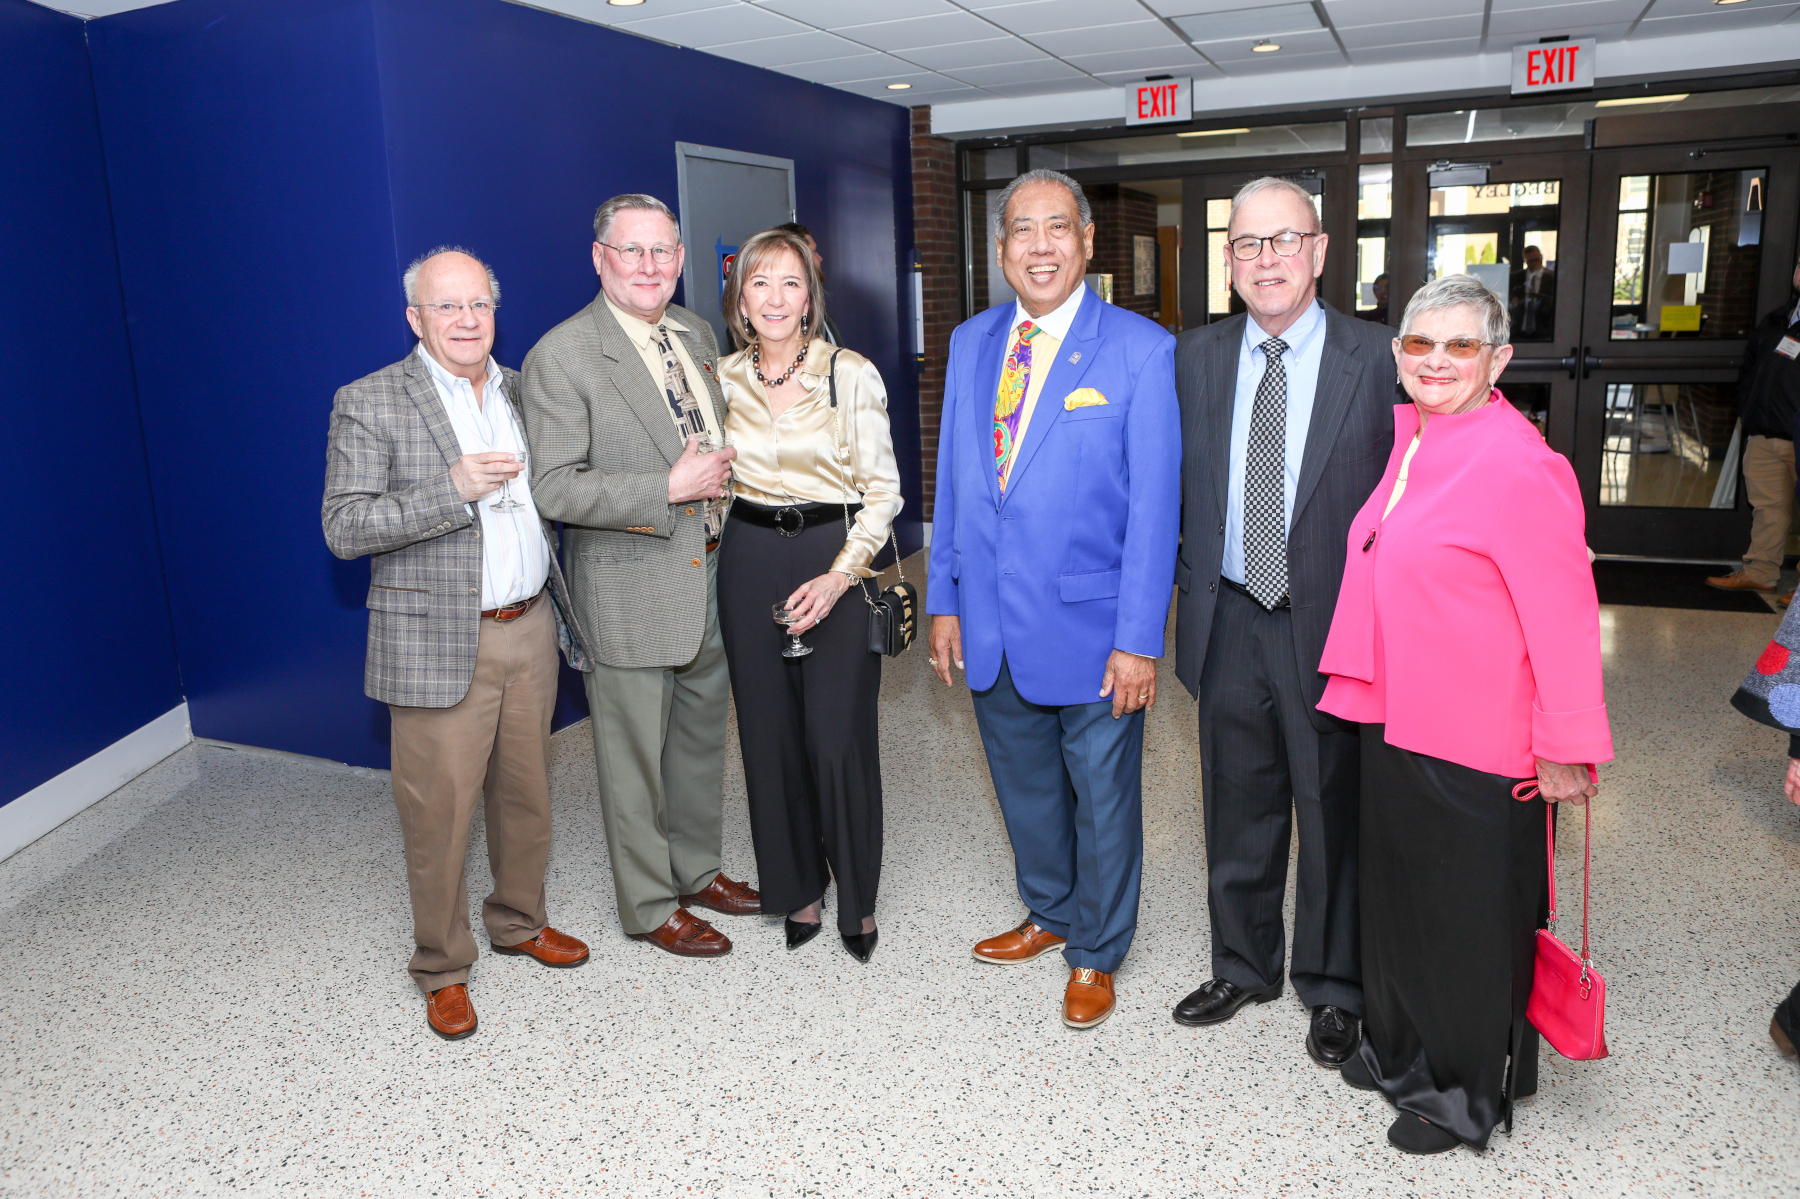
[1398,334,1494,359]
[1227,231,1318,260]
[599,241,678,265]
[414,300,497,317]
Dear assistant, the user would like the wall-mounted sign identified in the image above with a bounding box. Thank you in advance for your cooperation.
[1511,38,1594,96]
[1125,78,1191,126]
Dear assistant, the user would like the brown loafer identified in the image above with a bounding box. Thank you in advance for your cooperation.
[493,926,590,968]
[426,983,477,1040]
[629,907,732,957]
[1063,968,1115,1029]
[1705,571,1776,592]
[680,872,762,916]
[973,919,1066,964]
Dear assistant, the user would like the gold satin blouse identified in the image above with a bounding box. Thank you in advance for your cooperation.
[719,338,904,578]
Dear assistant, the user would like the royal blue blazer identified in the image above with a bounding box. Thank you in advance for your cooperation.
[927,288,1181,707]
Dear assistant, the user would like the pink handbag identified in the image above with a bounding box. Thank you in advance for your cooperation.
[1515,775,1609,1061]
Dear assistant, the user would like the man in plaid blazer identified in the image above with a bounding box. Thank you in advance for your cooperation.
[523,194,760,957]
[323,248,594,1041]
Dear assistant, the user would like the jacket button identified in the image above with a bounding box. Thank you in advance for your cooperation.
[1209,581,1216,592]
[1218,523,1225,535]
[470,587,478,595]
[686,507,695,516]
[692,558,702,567]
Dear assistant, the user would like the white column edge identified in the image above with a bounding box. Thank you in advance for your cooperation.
[0,703,192,863]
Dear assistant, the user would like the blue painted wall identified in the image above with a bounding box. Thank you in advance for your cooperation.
[84,0,919,770]
[0,0,185,807]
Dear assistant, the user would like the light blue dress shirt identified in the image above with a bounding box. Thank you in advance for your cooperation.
[1222,299,1327,586]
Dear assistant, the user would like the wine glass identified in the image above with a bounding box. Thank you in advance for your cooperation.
[773,603,813,658]
[491,448,527,511]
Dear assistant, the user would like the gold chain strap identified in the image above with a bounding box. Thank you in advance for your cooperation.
[826,349,903,611]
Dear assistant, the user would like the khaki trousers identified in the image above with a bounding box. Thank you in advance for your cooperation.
[389,595,557,994]
[1742,434,1797,586]
[583,551,728,935]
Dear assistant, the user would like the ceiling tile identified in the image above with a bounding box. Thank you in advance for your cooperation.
[1217,47,1348,72]
[1347,35,1484,63]
[617,4,807,47]
[1092,60,1228,82]
[546,0,735,24]
[759,0,956,25]
[1633,3,1800,33]
[945,59,1092,85]
[1029,21,1189,54]
[977,77,1116,98]
[838,11,1003,50]
[702,30,869,67]
[1203,27,1340,57]
[898,38,1051,70]
[769,52,908,83]
[1642,0,1792,13]
[975,0,1167,34]
[1323,0,1485,24]
[1486,2,1645,34]
[1333,15,1482,46]
[1061,47,1211,74]
[827,69,954,93]
[1136,0,1260,14]
[1175,4,1324,43]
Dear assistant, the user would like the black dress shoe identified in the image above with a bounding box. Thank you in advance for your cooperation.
[784,918,822,950]
[1388,1114,1460,1155]
[1172,977,1282,1026]
[1341,1049,1380,1092]
[1306,1005,1362,1068]
[842,927,878,962]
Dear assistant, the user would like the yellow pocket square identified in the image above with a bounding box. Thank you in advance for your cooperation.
[1064,389,1108,410]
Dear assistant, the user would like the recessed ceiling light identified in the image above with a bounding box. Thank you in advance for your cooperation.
[1713,0,1750,5]
[1177,127,1252,137]
[1594,93,1690,106]
[886,82,913,90]
[1252,40,1280,52]
[607,0,645,6]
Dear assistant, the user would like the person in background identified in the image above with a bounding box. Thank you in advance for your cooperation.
[1511,246,1555,340]
[1317,273,1612,1154]
[1728,583,1800,1063]
[928,168,1180,1030]
[714,228,902,962]
[1709,254,1800,603]
[1169,177,1395,1071]
[322,247,593,1041]
[1359,273,1390,325]
[775,221,843,345]
[523,194,760,958]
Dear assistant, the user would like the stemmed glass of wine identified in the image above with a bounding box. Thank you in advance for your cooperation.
[491,447,527,512]
[772,603,813,658]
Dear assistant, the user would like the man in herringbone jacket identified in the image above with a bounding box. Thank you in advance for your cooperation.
[523,194,761,957]
[323,248,594,1041]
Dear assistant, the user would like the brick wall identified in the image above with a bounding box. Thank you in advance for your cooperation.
[1085,183,1160,322]
[912,106,958,522]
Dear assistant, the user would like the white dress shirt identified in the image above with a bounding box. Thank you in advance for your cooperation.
[417,344,550,609]
[1222,299,1327,586]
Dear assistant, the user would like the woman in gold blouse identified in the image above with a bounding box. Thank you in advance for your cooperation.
[715,228,903,962]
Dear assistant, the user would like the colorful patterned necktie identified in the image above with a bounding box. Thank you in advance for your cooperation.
[993,320,1041,490]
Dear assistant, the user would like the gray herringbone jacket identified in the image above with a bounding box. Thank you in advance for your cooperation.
[322,352,591,707]
[522,295,726,670]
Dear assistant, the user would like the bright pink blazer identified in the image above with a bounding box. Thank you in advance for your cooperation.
[1317,393,1614,778]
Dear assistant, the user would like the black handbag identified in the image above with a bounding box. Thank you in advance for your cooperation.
[827,350,917,658]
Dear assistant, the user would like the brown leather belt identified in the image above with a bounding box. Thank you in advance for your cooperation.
[481,591,542,621]
[705,538,720,553]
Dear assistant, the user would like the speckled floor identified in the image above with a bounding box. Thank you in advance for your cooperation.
[3,561,1798,1197]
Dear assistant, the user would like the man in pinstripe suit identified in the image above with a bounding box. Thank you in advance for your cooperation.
[324,248,594,1041]
[1170,179,1396,1068]
[524,194,760,958]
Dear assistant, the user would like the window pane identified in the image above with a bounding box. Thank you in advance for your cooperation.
[1407,104,1585,145]
[964,189,1015,313]
[1619,174,1650,210]
[965,148,1016,181]
[1207,230,1231,316]
[1499,380,1551,440]
[1600,382,1739,507]
[1206,198,1232,228]
[1029,121,1345,171]
[1357,164,1393,323]
[1427,180,1561,341]
[1608,169,1767,340]
[1359,117,1393,155]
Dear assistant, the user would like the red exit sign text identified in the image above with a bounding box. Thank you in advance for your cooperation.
[1124,77,1191,126]
[1511,38,1595,95]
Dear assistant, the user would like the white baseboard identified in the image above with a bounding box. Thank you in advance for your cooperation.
[0,703,192,863]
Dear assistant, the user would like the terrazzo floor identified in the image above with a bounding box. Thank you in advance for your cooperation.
[3,562,1798,1197]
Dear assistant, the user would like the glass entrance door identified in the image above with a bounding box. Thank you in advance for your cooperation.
[1576,145,1800,557]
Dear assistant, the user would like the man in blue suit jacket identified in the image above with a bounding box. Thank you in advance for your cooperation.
[927,169,1180,1030]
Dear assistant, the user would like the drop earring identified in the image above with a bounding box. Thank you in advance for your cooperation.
[801,311,811,335]
[742,314,755,338]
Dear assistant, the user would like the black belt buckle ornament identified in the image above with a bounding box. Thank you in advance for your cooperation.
[773,506,805,537]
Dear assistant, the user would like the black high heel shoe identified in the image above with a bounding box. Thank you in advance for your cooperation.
[841,926,878,963]
[785,917,822,950]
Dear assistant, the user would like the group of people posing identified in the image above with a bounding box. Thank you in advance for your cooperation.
[323,172,1612,1158]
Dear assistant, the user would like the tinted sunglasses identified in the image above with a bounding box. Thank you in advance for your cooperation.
[1399,335,1492,359]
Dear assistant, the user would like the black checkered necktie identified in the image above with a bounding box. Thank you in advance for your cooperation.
[1243,336,1290,609]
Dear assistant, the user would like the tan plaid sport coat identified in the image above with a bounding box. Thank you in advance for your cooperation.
[322,352,591,707]
[523,295,727,670]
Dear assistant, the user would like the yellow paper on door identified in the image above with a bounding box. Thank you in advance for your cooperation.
[1660,305,1702,333]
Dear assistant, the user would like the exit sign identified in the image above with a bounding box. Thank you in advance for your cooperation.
[1511,38,1595,95]
[1125,78,1191,126]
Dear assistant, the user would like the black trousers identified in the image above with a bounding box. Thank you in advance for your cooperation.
[716,514,882,935]
[1357,725,1547,1150]
[1196,582,1362,1012]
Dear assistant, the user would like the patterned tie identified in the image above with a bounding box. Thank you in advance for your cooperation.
[993,320,1040,490]
[1243,337,1290,609]
[657,325,721,539]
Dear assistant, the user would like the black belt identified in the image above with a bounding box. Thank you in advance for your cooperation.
[1221,576,1290,610]
[729,499,862,538]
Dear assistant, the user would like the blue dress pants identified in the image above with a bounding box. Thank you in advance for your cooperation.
[970,656,1145,974]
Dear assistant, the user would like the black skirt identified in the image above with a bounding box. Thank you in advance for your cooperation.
[1357,724,1549,1150]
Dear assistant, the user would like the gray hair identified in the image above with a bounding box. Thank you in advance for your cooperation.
[1229,176,1321,232]
[402,246,500,306]
[593,193,681,246]
[1399,274,1512,347]
[989,168,1092,241]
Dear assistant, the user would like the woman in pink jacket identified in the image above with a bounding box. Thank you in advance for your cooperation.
[1316,274,1614,1155]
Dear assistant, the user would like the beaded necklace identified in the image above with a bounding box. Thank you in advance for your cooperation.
[752,342,809,389]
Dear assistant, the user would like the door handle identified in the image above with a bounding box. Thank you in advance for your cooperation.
[1558,346,1580,378]
[1581,347,1604,379]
